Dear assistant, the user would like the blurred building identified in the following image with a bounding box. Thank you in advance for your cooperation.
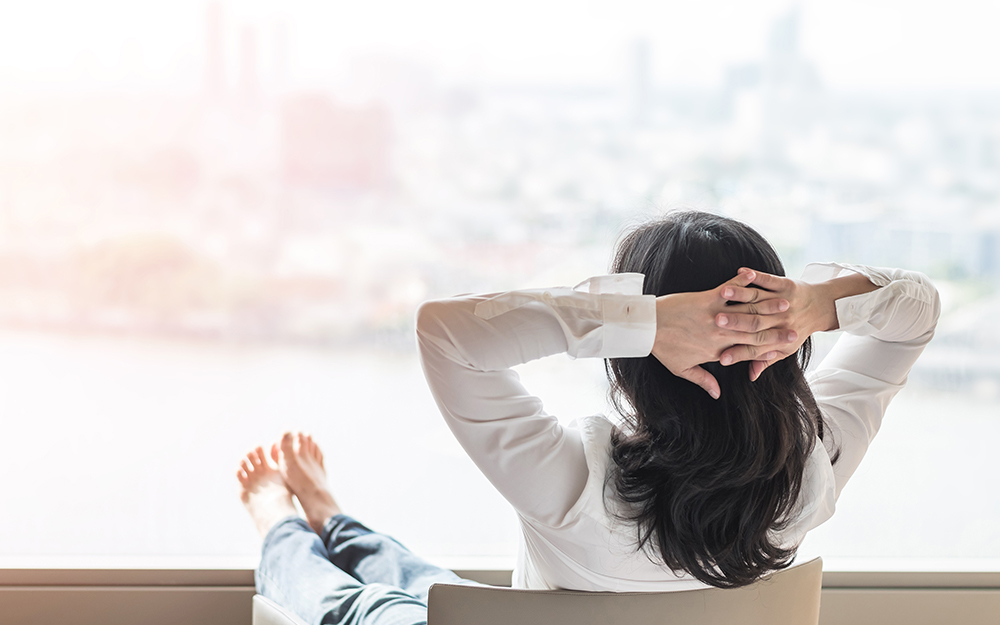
[280,94,391,189]
[724,7,821,152]
[239,26,260,104]
[204,2,225,100]
[628,39,652,126]
[807,212,1000,281]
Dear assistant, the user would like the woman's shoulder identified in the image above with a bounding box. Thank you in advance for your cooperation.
[575,414,617,460]
[564,415,619,514]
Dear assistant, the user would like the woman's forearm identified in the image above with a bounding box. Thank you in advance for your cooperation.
[811,272,880,332]
[415,281,654,526]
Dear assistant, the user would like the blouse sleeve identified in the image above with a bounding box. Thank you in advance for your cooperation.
[781,263,941,546]
[788,262,941,539]
[416,274,656,526]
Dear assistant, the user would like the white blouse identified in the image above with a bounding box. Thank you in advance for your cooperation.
[416,263,940,591]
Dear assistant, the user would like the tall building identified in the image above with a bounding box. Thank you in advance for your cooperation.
[239,25,259,103]
[767,7,799,63]
[763,6,818,90]
[205,2,225,99]
[628,39,652,126]
[723,6,821,155]
[272,21,290,94]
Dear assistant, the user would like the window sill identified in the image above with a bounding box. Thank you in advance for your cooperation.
[2,557,1000,589]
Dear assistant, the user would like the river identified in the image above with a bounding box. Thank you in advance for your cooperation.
[0,329,997,569]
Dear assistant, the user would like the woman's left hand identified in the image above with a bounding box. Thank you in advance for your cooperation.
[716,268,878,381]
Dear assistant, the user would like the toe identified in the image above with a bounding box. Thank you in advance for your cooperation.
[236,468,248,484]
[280,431,295,455]
[308,437,323,464]
[247,450,261,467]
[296,432,306,454]
[270,443,280,464]
[240,458,252,475]
[254,446,267,467]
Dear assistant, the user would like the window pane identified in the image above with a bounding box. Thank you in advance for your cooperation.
[1,0,998,566]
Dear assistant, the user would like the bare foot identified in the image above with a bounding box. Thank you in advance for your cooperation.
[237,446,298,538]
[273,432,341,534]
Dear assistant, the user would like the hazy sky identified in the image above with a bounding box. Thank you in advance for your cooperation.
[1,0,999,92]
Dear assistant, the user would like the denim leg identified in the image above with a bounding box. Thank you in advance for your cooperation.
[320,514,474,603]
[257,516,430,625]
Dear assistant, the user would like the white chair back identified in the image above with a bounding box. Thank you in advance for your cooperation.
[428,557,823,625]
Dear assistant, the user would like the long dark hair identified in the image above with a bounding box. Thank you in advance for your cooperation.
[606,211,831,588]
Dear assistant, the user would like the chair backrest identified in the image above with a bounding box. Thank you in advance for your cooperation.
[428,557,822,625]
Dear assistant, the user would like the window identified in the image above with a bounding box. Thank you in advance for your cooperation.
[0,0,997,570]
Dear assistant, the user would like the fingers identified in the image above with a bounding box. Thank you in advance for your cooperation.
[716,302,789,332]
[740,268,790,292]
[720,344,770,366]
[722,269,793,302]
[721,283,786,305]
[750,349,788,381]
[725,298,790,316]
[750,356,778,381]
[750,358,771,382]
[719,328,799,360]
[718,345,788,380]
[718,328,799,364]
[724,268,758,288]
[677,365,721,400]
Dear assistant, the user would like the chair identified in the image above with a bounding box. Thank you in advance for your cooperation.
[253,594,310,625]
[254,557,823,625]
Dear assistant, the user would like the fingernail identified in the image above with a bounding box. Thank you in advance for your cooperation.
[779,300,789,311]
[746,271,755,280]
[761,352,776,360]
[721,354,733,366]
[717,314,728,327]
[787,331,797,342]
[723,288,733,299]
[710,389,720,399]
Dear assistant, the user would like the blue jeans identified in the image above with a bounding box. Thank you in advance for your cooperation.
[256,515,475,625]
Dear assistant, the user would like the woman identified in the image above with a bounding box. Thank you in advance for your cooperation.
[238,211,939,622]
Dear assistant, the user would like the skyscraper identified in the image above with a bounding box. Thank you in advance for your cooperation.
[273,20,290,95]
[628,38,652,126]
[239,25,259,103]
[205,2,225,99]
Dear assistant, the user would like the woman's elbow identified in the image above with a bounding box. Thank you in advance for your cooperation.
[906,270,942,334]
[415,298,451,340]
[415,298,474,354]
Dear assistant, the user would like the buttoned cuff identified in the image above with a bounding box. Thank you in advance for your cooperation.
[599,293,656,359]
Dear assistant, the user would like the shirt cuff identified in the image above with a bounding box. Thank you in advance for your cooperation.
[800,262,893,288]
[599,294,656,358]
[800,262,891,336]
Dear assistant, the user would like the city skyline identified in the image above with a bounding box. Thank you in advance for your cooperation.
[1,0,999,565]
[3,1,1000,94]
